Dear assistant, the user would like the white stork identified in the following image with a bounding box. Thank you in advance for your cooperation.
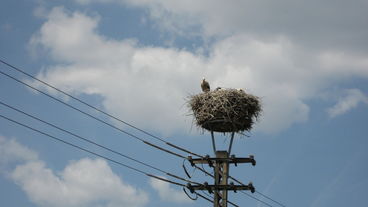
[201,78,210,92]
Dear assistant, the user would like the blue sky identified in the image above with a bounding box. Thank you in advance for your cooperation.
[1,0,368,206]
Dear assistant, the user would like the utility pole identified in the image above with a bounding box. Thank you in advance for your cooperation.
[186,132,256,207]
[187,85,262,206]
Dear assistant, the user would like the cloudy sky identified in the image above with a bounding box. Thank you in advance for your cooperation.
[1,0,368,206]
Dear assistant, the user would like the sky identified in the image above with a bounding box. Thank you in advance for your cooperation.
[0,0,368,206]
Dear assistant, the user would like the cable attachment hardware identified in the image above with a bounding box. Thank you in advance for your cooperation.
[203,181,213,194]
[186,183,195,194]
[183,185,198,200]
[248,182,255,193]
[231,154,237,166]
[187,156,195,166]
[205,155,213,167]
[249,155,256,166]
[230,182,237,193]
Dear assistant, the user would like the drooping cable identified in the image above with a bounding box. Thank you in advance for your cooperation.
[0,113,187,188]
[0,100,199,185]
[0,59,204,158]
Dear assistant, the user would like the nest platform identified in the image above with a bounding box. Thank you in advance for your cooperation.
[188,89,261,133]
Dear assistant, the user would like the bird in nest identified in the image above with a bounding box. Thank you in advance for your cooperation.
[201,78,210,92]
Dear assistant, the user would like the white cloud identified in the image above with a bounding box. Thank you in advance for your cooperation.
[29,7,368,135]
[327,89,368,118]
[0,136,38,166]
[319,51,368,78]
[72,0,368,52]
[149,176,192,203]
[0,136,148,207]
[12,158,148,207]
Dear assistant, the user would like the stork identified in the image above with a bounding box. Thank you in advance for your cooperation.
[201,78,210,92]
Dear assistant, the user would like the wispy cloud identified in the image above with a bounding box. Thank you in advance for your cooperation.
[327,89,368,118]
[0,136,38,167]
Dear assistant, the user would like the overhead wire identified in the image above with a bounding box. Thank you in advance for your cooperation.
[0,69,186,160]
[0,112,241,206]
[255,191,286,207]
[239,191,273,207]
[0,113,186,188]
[229,175,285,207]
[0,100,199,185]
[0,59,204,158]
[195,192,213,203]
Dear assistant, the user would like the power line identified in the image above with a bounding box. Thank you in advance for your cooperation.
[0,113,187,187]
[239,191,273,207]
[0,112,241,206]
[228,175,285,207]
[256,191,286,207]
[0,59,203,158]
[196,192,213,203]
[0,69,186,160]
[0,100,199,185]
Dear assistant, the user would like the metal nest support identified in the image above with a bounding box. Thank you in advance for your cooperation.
[210,130,235,155]
[204,118,236,155]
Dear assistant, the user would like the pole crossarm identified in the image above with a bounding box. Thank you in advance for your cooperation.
[188,155,256,166]
[186,182,255,193]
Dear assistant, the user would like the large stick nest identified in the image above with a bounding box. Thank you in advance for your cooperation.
[188,89,262,133]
